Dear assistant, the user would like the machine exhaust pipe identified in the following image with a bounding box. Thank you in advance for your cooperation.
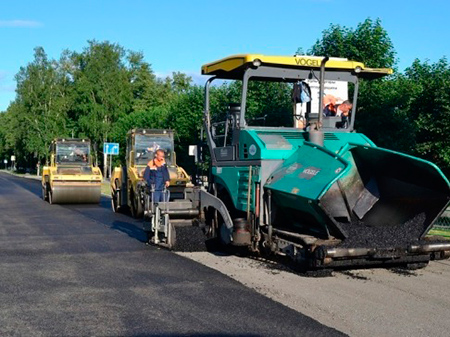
[317,56,329,127]
[307,56,328,147]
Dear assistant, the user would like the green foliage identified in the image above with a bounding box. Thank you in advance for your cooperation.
[1,21,449,179]
[8,47,70,163]
[308,17,409,150]
[245,81,292,127]
[68,41,134,158]
[310,18,396,68]
[405,58,450,174]
[167,85,203,146]
[110,106,171,164]
[355,75,417,153]
[306,17,449,176]
[0,106,16,159]
[208,81,292,127]
[128,51,158,112]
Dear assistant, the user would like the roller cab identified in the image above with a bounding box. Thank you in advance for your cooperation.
[42,138,102,204]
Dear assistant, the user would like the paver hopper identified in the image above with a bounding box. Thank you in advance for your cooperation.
[265,142,450,268]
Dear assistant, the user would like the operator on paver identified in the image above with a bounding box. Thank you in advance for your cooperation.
[143,149,170,203]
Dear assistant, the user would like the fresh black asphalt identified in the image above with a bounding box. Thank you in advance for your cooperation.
[0,172,345,336]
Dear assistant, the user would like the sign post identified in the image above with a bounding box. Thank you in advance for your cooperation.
[3,159,7,170]
[103,143,120,179]
[10,155,15,171]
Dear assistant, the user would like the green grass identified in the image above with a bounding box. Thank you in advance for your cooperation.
[101,181,111,196]
[428,228,450,238]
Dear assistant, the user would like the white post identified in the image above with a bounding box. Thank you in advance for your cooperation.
[109,154,112,179]
[103,150,107,180]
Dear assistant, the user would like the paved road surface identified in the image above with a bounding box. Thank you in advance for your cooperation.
[180,252,450,337]
[0,172,342,336]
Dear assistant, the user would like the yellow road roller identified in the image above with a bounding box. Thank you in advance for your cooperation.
[110,129,191,217]
[42,138,102,204]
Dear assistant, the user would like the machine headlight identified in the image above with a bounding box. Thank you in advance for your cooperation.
[253,59,262,67]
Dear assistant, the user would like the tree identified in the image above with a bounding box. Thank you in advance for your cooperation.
[310,18,396,68]
[110,106,171,164]
[354,74,417,152]
[0,107,17,162]
[128,51,161,112]
[68,41,133,162]
[405,58,450,174]
[13,47,70,163]
[206,80,292,128]
[307,18,449,176]
[167,85,204,146]
[306,18,413,148]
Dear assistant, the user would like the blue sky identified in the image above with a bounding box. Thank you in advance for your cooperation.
[0,0,449,111]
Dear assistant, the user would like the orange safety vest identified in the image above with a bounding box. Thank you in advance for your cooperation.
[148,158,166,169]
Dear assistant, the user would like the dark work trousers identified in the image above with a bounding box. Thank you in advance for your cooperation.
[153,167,166,202]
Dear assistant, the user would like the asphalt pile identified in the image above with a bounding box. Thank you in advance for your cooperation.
[173,226,207,252]
[338,213,427,248]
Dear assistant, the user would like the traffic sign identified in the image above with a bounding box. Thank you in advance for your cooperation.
[3,159,7,164]
[103,143,119,155]
[10,155,15,161]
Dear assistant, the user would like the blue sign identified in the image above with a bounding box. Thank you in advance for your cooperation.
[103,143,119,155]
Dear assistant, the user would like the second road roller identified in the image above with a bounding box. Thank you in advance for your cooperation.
[110,129,191,218]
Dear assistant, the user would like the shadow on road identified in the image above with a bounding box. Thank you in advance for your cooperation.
[110,220,147,243]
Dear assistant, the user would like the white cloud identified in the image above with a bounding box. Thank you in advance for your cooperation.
[0,20,43,28]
